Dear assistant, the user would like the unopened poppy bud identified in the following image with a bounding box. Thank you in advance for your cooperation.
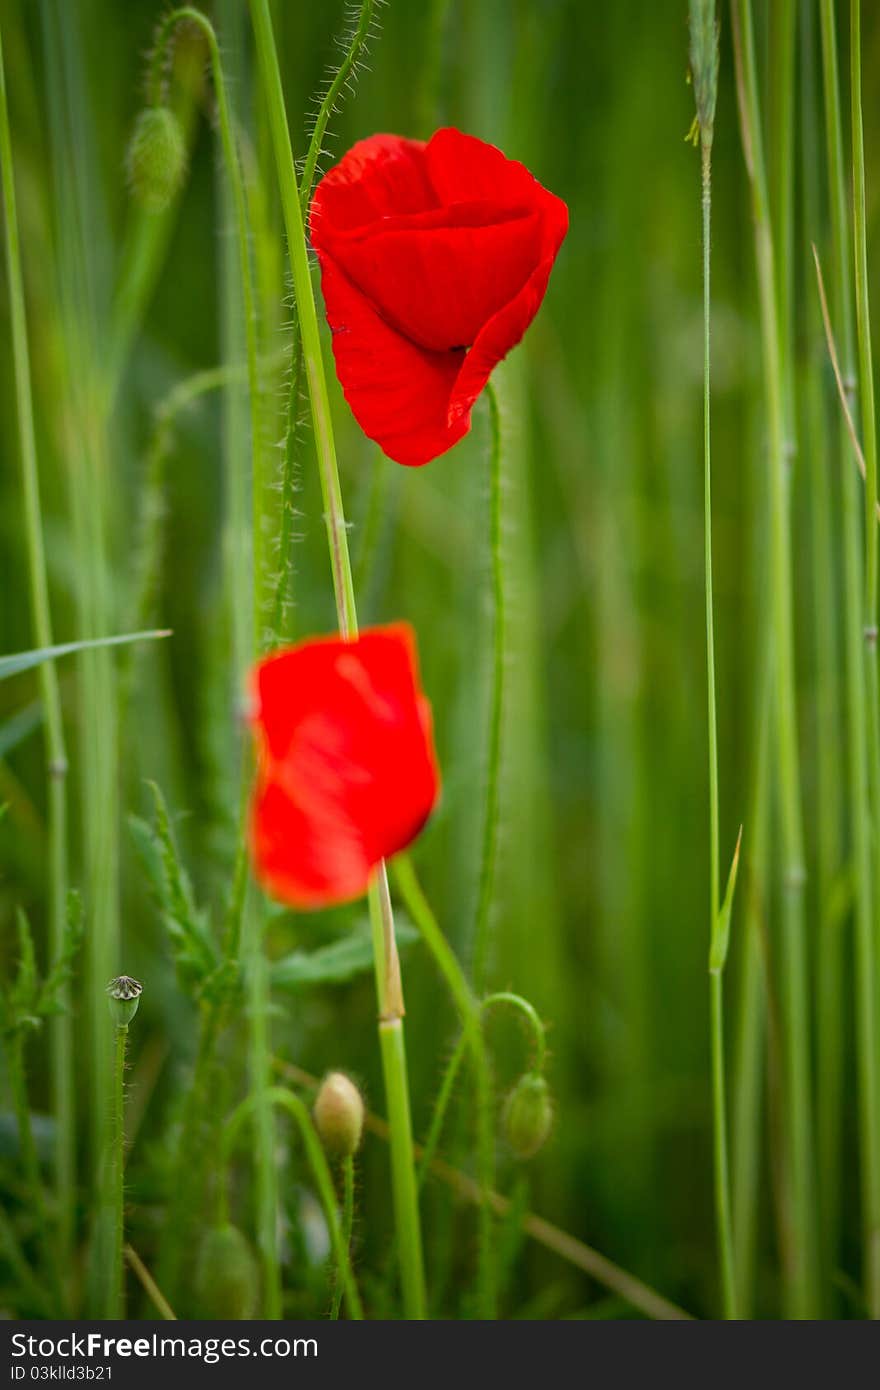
[106,975,142,1027]
[194,1224,259,1319]
[313,1071,364,1160]
[126,107,186,213]
[503,1072,553,1159]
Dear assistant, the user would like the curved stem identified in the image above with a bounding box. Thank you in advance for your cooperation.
[250,0,424,1318]
[472,382,505,992]
[481,992,547,1073]
[299,1,375,216]
[222,1087,364,1320]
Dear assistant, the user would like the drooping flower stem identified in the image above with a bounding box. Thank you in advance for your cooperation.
[732,0,819,1317]
[472,382,506,993]
[249,0,425,1319]
[298,0,375,217]
[848,0,880,1318]
[0,20,73,1273]
[221,1088,364,1320]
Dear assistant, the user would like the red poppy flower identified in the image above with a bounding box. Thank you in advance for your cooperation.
[249,624,439,909]
[309,128,568,466]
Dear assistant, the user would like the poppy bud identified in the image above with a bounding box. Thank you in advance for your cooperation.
[126,107,186,213]
[313,1071,365,1160]
[194,1224,259,1319]
[106,975,142,1027]
[502,1072,553,1159]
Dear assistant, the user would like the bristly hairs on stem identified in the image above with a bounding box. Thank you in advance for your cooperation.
[268,0,384,649]
[299,1,384,214]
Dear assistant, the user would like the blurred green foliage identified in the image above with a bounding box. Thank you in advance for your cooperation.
[1,0,879,1319]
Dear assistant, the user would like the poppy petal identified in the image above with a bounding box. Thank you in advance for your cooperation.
[309,134,434,237]
[249,624,440,909]
[322,207,544,354]
[311,127,568,465]
[317,249,468,466]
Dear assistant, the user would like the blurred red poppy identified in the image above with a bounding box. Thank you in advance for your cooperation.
[310,128,568,466]
[249,624,439,909]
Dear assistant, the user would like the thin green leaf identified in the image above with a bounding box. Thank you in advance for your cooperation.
[0,629,171,682]
[709,826,743,974]
[272,919,418,991]
[0,701,42,760]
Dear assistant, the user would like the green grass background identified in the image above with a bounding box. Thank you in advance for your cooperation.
[1,0,879,1319]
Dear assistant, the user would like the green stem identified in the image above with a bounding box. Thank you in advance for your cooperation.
[801,0,843,1307]
[731,642,771,1315]
[393,854,496,1316]
[243,888,280,1317]
[331,1157,356,1320]
[472,382,505,992]
[710,970,736,1316]
[7,1034,55,1297]
[481,992,547,1071]
[222,1087,364,1320]
[250,0,424,1318]
[698,95,736,1323]
[417,1031,469,1193]
[108,1023,128,1319]
[299,1,375,216]
[0,18,73,1274]
[849,0,880,1317]
[732,0,818,1317]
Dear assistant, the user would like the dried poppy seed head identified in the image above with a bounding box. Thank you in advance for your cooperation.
[502,1072,553,1160]
[313,1071,365,1160]
[106,975,143,1027]
[126,107,186,213]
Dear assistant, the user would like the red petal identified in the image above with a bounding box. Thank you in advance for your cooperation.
[309,134,434,238]
[311,127,569,466]
[317,248,468,465]
[321,205,543,354]
[249,625,440,909]
[449,254,559,423]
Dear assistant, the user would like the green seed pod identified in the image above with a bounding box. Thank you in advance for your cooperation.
[194,1224,260,1319]
[502,1072,553,1159]
[313,1071,365,1161]
[106,975,142,1027]
[126,107,186,213]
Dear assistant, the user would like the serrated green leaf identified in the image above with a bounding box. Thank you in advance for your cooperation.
[271,918,418,990]
[0,629,171,681]
[36,891,83,1018]
[709,826,743,974]
[129,789,219,990]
